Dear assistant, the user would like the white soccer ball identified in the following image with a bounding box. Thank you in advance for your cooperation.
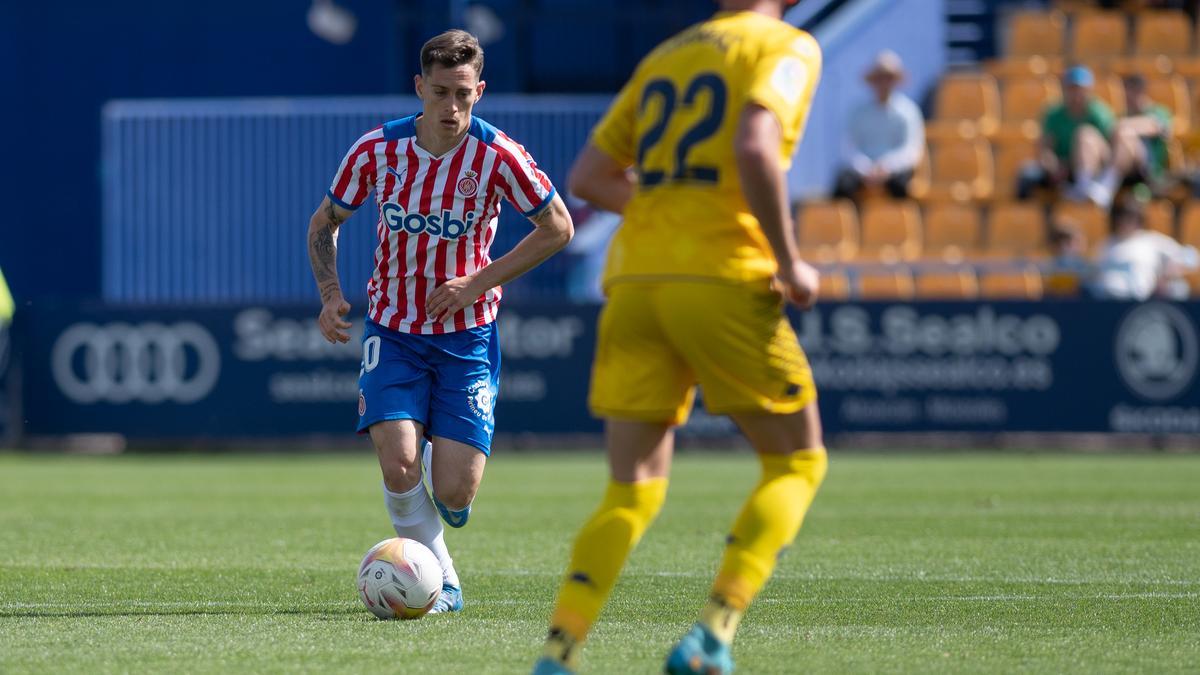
[356,537,443,619]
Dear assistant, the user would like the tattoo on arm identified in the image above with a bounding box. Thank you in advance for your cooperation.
[309,205,347,303]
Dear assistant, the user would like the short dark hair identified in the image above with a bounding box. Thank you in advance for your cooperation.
[420,30,484,77]
[1049,219,1082,246]
[1110,196,1146,233]
[1124,73,1147,91]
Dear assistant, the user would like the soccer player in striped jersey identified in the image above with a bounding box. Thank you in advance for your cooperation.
[308,29,573,614]
[535,1,822,673]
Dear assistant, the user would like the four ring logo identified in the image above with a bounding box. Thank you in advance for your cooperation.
[51,322,221,404]
[1114,303,1199,402]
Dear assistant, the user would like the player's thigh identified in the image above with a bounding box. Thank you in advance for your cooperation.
[428,323,499,455]
[429,436,487,509]
[657,281,816,418]
[370,419,426,491]
[589,283,695,425]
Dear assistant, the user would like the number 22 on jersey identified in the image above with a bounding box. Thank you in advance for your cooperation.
[635,73,727,189]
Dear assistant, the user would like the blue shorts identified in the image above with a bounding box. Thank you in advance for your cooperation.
[356,320,500,455]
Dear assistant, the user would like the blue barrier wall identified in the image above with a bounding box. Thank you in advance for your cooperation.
[20,301,1200,439]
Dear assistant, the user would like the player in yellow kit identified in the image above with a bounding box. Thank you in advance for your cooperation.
[533,1,824,674]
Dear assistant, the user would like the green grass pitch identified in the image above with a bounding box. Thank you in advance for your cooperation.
[1,451,1198,674]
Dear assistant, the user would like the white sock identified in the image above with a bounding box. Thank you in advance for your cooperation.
[382,481,461,587]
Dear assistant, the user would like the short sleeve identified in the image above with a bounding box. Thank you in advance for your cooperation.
[746,31,823,144]
[1092,101,1116,138]
[327,128,383,211]
[591,77,642,166]
[493,134,557,217]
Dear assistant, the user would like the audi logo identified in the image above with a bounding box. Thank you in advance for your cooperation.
[51,322,221,404]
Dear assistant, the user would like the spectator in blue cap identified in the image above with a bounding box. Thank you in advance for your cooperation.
[1019,65,1117,206]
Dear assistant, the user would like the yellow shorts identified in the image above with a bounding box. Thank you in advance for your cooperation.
[588,280,817,425]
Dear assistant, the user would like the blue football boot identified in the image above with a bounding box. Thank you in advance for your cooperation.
[427,583,463,614]
[531,658,575,675]
[665,623,734,675]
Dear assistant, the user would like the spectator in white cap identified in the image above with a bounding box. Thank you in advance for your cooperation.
[832,50,925,202]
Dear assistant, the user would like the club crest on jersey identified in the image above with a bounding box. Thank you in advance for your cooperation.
[457,170,479,197]
[381,202,478,239]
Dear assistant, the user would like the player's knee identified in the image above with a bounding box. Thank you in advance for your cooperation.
[433,480,477,511]
[379,455,422,493]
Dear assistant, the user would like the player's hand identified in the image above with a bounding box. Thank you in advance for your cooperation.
[427,275,483,323]
[775,260,820,310]
[319,296,352,344]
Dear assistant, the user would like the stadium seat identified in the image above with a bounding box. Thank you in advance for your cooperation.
[1145,75,1191,137]
[1009,11,1067,58]
[1184,269,1200,298]
[908,152,932,201]
[926,139,994,202]
[915,268,980,299]
[979,267,1045,300]
[923,202,982,262]
[986,202,1048,258]
[1134,11,1193,56]
[985,56,1057,80]
[857,266,916,300]
[859,201,923,262]
[1180,202,1200,248]
[926,73,1002,141]
[819,268,852,301]
[1109,54,1174,79]
[1051,202,1109,254]
[798,200,859,263]
[1044,270,1084,297]
[1071,11,1129,65]
[1145,200,1177,238]
[993,140,1039,202]
[998,76,1061,142]
[1092,73,1127,116]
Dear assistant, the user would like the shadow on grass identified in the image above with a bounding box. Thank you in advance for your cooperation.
[0,606,367,619]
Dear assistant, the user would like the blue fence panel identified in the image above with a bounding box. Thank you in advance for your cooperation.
[102,96,610,306]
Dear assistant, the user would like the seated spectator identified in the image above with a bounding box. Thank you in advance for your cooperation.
[1107,74,1173,195]
[1093,197,1199,300]
[832,51,924,203]
[1019,66,1117,206]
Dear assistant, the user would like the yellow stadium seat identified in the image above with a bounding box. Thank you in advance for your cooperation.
[926,139,994,202]
[859,201,923,262]
[926,73,1002,141]
[986,202,1048,258]
[1009,11,1067,58]
[1134,11,1193,56]
[1180,202,1200,248]
[923,203,982,262]
[1145,75,1191,136]
[993,140,1039,202]
[998,76,1061,141]
[908,151,932,201]
[1092,73,1127,116]
[819,269,852,301]
[1051,202,1109,254]
[1109,54,1174,79]
[857,267,916,300]
[985,56,1057,80]
[980,267,1045,300]
[1071,11,1129,64]
[797,200,859,263]
[1145,199,1176,237]
[915,268,980,299]
[1044,270,1084,297]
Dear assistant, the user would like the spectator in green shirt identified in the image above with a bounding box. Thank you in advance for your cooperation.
[1019,66,1117,205]
[1108,74,1173,192]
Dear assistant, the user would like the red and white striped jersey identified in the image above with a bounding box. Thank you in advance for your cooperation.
[327,114,555,334]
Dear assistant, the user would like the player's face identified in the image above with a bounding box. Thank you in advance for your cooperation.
[416,64,486,139]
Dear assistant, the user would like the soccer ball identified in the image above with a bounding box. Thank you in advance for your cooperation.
[356,537,442,619]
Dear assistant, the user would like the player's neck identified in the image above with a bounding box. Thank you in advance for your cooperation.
[718,0,783,19]
[414,116,469,157]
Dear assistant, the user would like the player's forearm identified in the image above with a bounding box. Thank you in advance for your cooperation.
[308,205,346,303]
[471,197,574,292]
[737,144,798,269]
[568,143,635,214]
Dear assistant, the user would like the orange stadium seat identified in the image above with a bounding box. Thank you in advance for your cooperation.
[926,73,1002,141]
[926,139,994,202]
[1180,202,1200,248]
[1009,11,1067,58]
[1134,11,1194,56]
[819,269,852,301]
[1145,75,1191,136]
[1071,11,1129,64]
[1145,200,1177,238]
[980,267,1045,300]
[1052,202,1109,254]
[857,267,916,300]
[797,200,859,263]
[985,56,1057,80]
[993,140,1039,201]
[908,152,932,201]
[859,201,922,262]
[923,202,982,262]
[1092,73,1127,116]
[915,268,980,299]
[986,202,1048,259]
[998,76,1061,141]
[1183,269,1200,298]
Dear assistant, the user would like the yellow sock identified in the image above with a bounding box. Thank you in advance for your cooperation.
[545,478,668,664]
[704,448,828,643]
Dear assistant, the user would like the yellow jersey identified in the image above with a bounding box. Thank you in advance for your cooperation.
[591,11,821,286]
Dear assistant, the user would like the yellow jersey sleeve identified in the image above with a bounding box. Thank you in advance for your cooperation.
[746,32,822,167]
[591,75,643,166]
